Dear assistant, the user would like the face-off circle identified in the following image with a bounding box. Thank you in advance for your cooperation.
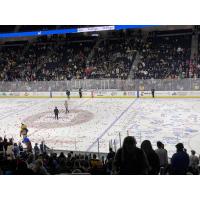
[23,109,94,129]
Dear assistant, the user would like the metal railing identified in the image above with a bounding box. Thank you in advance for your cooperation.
[0,78,200,92]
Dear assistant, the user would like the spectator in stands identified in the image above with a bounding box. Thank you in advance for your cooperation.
[13,143,20,158]
[0,167,3,175]
[27,154,35,170]
[34,143,40,156]
[170,143,189,175]
[47,153,59,174]
[33,159,49,175]
[113,136,149,175]
[15,160,34,175]
[65,152,73,172]
[90,154,103,168]
[106,148,115,174]
[79,155,90,173]
[23,137,32,153]
[189,150,199,175]
[6,139,15,160]
[3,160,17,175]
[58,152,67,172]
[155,141,168,174]
[18,142,23,154]
[3,137,8,152]
[0,137,5,160]
[40,141,47,154]
[90,154,104,175]
[107,147,115,160]
[141,140,160,175]
[72,160,83,173]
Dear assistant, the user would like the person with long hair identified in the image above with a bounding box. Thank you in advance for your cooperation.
[141,140,160,175]
[113,136,149,175]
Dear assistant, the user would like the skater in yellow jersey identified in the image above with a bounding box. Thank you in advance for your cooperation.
[20,123,29,139]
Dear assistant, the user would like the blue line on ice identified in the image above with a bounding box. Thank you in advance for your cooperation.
[86,98,138,151]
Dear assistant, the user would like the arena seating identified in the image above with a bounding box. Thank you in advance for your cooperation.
[0,31,142,81]
[0,29,200,175]
[0,135,198,175]
[134,34,192,79]
[1,30,199,81]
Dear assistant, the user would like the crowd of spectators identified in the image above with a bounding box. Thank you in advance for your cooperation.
[0,135,199,175]
[1,30,200,83]
[0,38,95,81]
[133,34,193,79]
[0,31,142,82]
[85,33,142,79]
[1,30,200,82]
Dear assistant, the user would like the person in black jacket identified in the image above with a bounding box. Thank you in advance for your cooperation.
[141,140,160,175]
[0,137,5,160]
[170,143,189,175]
[54,107,59,120]
[113,136,149,175]
[106,148,116,174]
[66,90,70,99]
[79,88,82,98]
[151,88,155,98]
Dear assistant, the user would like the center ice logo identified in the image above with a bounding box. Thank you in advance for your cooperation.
[23,109,94,129]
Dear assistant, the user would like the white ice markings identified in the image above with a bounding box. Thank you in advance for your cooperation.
[86,98,138,151]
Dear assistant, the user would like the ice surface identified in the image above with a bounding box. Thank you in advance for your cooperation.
[0,98,200,156]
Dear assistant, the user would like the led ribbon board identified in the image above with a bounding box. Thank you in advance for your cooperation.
[0,25,155,39]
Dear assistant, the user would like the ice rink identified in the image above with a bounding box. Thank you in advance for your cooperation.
[1,97,200,156]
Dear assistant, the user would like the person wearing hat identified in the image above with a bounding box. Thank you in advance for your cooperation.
[170,143,189,175]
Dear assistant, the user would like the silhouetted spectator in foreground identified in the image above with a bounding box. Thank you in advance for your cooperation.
[113,136,149,175]
[0,137,5,160]
[106,148,115,174]
[189,150,199,175]
[155,141,168,174]
[6,139,15,160]
[107,148,115,160]
[13,143,20,158]
[90,154,104,175]
[34,143,40,156]
[15,161,34,175]
[141,140,160,175]
[40,141,48,154]
[33,159,49,175]
[170,143,189,175]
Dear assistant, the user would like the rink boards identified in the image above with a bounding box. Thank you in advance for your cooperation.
[1,91,200,98]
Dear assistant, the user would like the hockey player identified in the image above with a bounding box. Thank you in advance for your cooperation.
[66,90,70,99]
[54,107,59,120]
[151,88,155,98]
[79,88,82,98]
[20,123,28,139]
[64,100,69,113]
